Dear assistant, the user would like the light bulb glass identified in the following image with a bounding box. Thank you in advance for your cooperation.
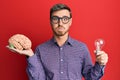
[95,38,105,52]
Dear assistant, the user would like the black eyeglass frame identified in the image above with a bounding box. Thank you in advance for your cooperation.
[50,16,71,24]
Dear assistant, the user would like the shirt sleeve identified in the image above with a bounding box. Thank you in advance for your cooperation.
[82,45,105,80]
[26,47,46,80]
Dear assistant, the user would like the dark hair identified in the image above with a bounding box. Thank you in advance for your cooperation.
[50,3,72,18]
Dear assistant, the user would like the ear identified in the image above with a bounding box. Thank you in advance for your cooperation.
[50,21,53,27]
[69,18,72,26]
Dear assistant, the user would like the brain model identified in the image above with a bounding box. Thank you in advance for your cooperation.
[8,34,32,50]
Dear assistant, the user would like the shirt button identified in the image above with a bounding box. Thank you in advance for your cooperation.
[60,48,63,50]
[61,71,63,74]
[60,59,63,61]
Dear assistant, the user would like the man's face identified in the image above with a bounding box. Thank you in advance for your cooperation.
[51,9,72,36]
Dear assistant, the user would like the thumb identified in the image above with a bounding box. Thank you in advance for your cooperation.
[94,50,103,55]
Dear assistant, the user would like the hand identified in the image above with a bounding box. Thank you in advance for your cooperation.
[6,45,34,57]
[95,51,108,65]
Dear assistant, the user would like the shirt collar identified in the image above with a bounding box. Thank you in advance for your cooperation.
[51,36,74,46]
[67,36,74,46]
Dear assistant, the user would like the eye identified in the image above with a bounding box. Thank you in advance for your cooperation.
[51,16,59,24]
[63,17,68,21]
[52,16,58,21]
[62,16,70,22]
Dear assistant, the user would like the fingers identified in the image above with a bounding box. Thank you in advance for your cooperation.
[94,50,104,55]
[6,45,23,54]
[95,51,108,65]
[6,45,34,57]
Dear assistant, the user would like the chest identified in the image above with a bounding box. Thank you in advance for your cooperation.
[40,46,85,71]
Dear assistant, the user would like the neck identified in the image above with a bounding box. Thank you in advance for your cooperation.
[54,33,69,47]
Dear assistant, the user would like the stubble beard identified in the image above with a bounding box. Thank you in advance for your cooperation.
[53,26,69,37]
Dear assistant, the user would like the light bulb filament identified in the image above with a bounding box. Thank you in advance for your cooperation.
[95,39,105,53]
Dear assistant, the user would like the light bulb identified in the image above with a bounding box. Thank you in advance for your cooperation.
[95,38,105,53]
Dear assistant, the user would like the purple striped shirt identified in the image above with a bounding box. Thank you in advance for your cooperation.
[26,36,104,80]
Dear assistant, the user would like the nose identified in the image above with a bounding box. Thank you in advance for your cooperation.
[58,19,63,26]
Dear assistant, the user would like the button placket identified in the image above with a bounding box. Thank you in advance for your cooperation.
[59,47,64,76]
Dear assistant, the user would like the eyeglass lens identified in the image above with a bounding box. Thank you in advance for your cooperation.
[51,16,71,24]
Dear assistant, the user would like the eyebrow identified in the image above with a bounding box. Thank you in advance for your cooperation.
[51,15,71,18]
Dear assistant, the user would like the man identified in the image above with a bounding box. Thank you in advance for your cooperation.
[7,3,108,80]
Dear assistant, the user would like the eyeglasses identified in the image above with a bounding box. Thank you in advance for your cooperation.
[51,16,71,24]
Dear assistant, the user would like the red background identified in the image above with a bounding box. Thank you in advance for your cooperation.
[0,0,120,80]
